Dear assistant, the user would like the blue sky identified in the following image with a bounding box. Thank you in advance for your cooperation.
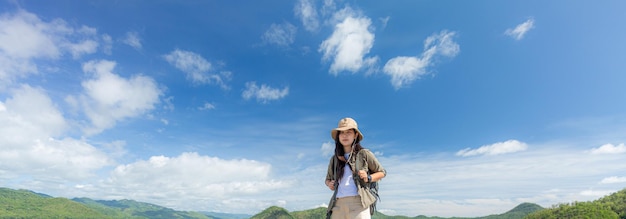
[1,0,626,217]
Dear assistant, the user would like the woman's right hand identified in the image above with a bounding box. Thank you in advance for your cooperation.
[326,180,336,191]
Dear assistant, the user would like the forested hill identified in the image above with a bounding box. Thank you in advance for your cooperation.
[0,187,214,219]
[248,203,543,219]
[526,188,626,218]
[0,186,540,219]
[3,187,626,218]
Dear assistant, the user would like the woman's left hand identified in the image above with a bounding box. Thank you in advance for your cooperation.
[358,170,368,182]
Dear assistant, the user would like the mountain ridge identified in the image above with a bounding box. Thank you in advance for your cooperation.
[4,187,626,218]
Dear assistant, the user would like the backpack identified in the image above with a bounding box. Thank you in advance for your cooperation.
[367,180,380,215]
[356,150,380,215]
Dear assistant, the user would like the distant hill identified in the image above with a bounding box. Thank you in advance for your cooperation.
[201,211,252,219]
[0,188,107,218]
[0,187,213,219]
[248,202,543,219]
[6,186,626,219]
[526,188,626,219]
[250,206,293,219]
[290,207,327,219]
[72,197,214,219]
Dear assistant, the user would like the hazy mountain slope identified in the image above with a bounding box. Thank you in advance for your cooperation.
[73,197,213,219]
[0,188,107,218]
[525,188,626,219]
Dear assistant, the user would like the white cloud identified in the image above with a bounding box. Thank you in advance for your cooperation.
[163,49,232,89]
[383,56,427,88]
[294,0,319,32]
[96,152,294,212]
[380,143,626,217]
[456,139,528,157]
[0,85,111,180]
[262,22,297,47]
[600,176,626,184]
[66,39,98,59]
[0,85,67,138]
[505,18,535,40]
[320,0,337,17]
[122,31,142,49]
[0,10,101,85]
[242,81,289,103]
[590,143,626,154]
[319,12,378,74]
[198,102,215,111]
[78,60,163,135]
[580,189,614,197]
[383,30,459,89]
[101,34,113,55]
[321,141,334,157]
[0,10,61,59]
[379,16,390,29]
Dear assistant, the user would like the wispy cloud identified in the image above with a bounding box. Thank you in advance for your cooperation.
[600,176,626,184]
[579,189,615,197]
[262,22,297,47]
[319,9,378,74]
[122,31,142,49]
[163,49,232,89]
[101,34,113,54]
[383,30,460,89]
[505,18,535,40]
[242,81,289,103]
[294,0,319,32]
[66,27,99,59]
[590,143,626,154]
[198,102,216,111]
[379,16,390,29]
[456,139,528,157]
[321,141,334,157]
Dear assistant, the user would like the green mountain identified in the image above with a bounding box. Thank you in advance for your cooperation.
[525,188,626,219]
[490,202,544,219]
[291,207,327,219]
[0,187,213,219]
[247,202,543,219]
[201,211,252,219]
[6,186,626,219]
[0,188,107,219]
[72,197,214,219]
[250,206,293,219]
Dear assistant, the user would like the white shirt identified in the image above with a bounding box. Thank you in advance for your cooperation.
[336,154,358,198]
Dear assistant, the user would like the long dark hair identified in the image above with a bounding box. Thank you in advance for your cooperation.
[334,129,364,180]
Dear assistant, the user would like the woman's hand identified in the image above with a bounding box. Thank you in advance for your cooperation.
[358,170,369,182]
[326,180,336,191]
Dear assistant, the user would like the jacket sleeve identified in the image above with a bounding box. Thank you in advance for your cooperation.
[326,156,336,181]
[363,149,386,176]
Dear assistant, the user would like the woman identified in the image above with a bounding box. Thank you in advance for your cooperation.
[325,117,386,219]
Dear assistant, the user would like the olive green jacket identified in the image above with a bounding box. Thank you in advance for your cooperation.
[326,149,386,209]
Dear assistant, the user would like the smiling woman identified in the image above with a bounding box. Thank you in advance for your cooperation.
[325,117,386,219]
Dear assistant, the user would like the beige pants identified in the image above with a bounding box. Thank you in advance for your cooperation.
[330,196,370,219]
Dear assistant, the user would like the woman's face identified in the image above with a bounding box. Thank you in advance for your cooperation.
[338,129,357,147]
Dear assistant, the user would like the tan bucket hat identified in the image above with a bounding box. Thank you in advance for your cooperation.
[330,117,363,141]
